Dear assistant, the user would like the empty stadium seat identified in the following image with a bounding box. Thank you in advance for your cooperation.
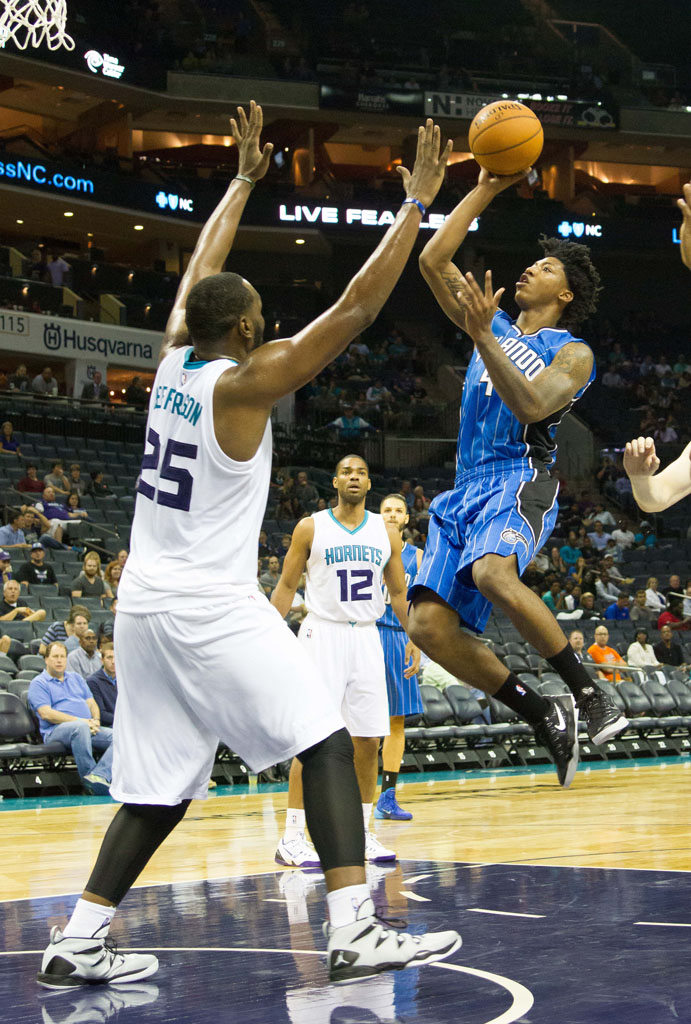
[419,685,454,728]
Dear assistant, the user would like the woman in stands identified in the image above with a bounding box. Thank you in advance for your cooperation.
[0,421,22,457]
[104,560,122,598]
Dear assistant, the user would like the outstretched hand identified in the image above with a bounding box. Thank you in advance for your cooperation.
[230,100,274,183]
[455,269,504,342]
[623,436,661,479]
[477,166,530,194]
[677,181,691,270]
[397,119,453,209]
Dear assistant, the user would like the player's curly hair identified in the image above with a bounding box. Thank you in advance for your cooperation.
[538,235,602,332]
[185,272,254,348]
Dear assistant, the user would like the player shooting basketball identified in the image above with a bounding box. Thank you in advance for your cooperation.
[405,166,629,789]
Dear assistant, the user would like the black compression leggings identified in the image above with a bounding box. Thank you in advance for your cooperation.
[86,800,191,905]
[297,727,365,872]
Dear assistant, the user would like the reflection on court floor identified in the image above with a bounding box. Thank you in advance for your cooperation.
[2,858,689,1024]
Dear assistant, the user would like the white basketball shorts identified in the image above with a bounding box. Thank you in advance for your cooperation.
[297,613,389,737]
[110,588,344,805]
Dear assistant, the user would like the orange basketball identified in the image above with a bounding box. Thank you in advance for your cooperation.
[468,101,543,175]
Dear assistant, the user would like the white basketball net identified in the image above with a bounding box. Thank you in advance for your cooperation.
[0,0,75,51]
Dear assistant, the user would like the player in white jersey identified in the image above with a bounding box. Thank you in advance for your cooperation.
[37,104,460,989]
[624,180,691,509]
[272,455,420,866]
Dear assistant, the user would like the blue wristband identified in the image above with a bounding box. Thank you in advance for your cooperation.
[402,197,426,216]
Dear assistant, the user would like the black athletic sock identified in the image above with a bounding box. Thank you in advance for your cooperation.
[298,727,365,872]
[86,800,190,905]
[381,770,398,794]
[546,643,593,699]
[494,672,549,726]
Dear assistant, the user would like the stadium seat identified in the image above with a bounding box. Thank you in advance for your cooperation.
[419,684,455,728]
[443,683,485,725]
[0,654,17,676]
[617,680,653,719]
[17,655,44,673]
[667,678,691,714]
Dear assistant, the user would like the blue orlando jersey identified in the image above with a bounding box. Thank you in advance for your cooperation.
[378,541,419,630]
[456,309,595,481]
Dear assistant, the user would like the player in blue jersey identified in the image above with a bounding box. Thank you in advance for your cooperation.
[407,168,628,789]
[375,493,423,820]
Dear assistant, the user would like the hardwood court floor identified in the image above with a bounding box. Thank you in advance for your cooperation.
[1,761,689,901]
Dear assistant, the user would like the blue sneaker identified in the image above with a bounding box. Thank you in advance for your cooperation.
[374,787,412,821]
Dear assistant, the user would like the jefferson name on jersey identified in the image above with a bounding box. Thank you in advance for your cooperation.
[152,383,203,426]
[324,543,385,567]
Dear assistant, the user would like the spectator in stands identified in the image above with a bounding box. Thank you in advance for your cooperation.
[588,521,612,552]
[0,510,30,551]
[542,580,563,611]
[611,519,636,551]
[15,542,57,588]
[411,494,430,522]
[683,579,691,617]
[604,593,631,621]
[71,551,113,602]
[667,574,682,598]
[259,555,281,597]
[292,471,319,513]
[328,404,374,439]
[28,641,113,794]
[587,625,628,682]
[645,576,667,614]
[568,629,585,660]
[600,553,634,586]
[20,505,68,551]
[104,560,122,597]
[654,416,678,443]
[0,578,45,622]
[66,628,102,678]
[125,376,149,409]
[560,531,582,571]
[36,486,86,544]
[31,366,58,396]
[65,491,90,524]
[39,604,91,657]
[17,464,44,494]
[96,598,116,644]
[630,589,657,625]
[578,592,602,620]
[44,461,70,496]
[657,597,691,632]
[0,551,12,584]
[316,497,328,512]
[46,248,71,287]
[635,521,657,548]
[596,570,621,603]
[86,642,117,726]
[627,629,664,670]
[8,363,29,392]
[0,421,21,457]
[68,464,87,498]
[584,503,617,529]
[81,371,109,403]
[116,549,128,568]
[85,470,113,497]
[653,624,687,668]
[258,530,272,558]
[28,247,48,282]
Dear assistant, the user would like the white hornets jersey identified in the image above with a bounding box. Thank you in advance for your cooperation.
[118,346,272,613]
[304,508,391,623]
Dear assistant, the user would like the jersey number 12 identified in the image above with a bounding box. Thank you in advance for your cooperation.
[336,568,373,602]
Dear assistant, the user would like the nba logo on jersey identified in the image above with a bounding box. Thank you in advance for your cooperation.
[305,628,312,638]
[516,684,526,696]
[501,528,527,548]
[180,371,188,386]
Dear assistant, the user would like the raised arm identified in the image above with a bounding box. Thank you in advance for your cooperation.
[677,180,691,270]
[454,269,594,422]
[623,437,691,512]
[159,101,274,362]
[270,518,313,619]
[226,120,452,405]
[418,167,526,327]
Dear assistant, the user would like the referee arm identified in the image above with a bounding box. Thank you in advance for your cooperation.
[270,518,313,620]
[159,101,274,363]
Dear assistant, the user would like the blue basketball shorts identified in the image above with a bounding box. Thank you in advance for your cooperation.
[409,460,559,634]
[377,624,423,717]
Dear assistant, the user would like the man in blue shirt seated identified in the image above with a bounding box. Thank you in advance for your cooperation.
[35,486,88,546]
[86,642,117,727]
[604,593,631,621]
[28,641,113,795]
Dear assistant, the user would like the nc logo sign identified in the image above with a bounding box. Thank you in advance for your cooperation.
[557,220,602,239]
[155,191,194,213]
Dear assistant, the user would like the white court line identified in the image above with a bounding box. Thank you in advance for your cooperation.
[399,890,431,902]
[467,909,545,919]
[432,962,534,1024]
[635,921,691,928]
[403,873,433,884]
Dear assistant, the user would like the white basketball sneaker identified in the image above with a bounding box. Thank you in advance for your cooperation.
[325,896,461,983]
[37,924,158,989]
[275,832,321,868]
[365,831,397,863]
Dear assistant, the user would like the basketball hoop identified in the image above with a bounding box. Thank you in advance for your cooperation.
[0,0,75,51]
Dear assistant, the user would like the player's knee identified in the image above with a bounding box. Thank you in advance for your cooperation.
[472,556,514,602]
[297,727,354,769]
[407,602,445,657]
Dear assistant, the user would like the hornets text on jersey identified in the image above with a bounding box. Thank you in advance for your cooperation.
[456,308,595,480]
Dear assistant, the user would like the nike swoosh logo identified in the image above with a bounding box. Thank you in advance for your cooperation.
[554,704,566,731]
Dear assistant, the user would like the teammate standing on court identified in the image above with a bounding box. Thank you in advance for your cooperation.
[375,493,423,821]
[405,166,628,789]
[624,180,691,509]
[37,104,460,988]
[272,456,419,866]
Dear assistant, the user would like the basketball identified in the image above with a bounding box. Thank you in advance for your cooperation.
[468,100,543,175]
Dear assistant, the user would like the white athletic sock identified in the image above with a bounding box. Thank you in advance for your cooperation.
[362,803,373,831]
[284,807,306,841]
[326,884,371,928]
[63,898,116,939]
